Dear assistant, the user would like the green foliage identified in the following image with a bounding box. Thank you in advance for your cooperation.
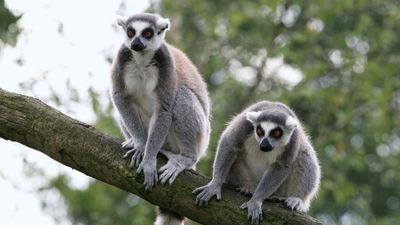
[40,0,400,224]
[49,175,155,225]
[0,0,20,47]
[88,87,122,138]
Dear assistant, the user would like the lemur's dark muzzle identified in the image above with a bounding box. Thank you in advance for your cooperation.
[131,38,145,51]
[260,139,274,152]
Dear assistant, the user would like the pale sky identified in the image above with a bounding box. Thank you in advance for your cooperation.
[0,0,149,224]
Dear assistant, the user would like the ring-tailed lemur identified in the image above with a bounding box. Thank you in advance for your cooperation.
[194,101,320,225]
[111,13,210,225]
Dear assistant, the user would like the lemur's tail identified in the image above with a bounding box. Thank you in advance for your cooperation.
[154,207,184,225]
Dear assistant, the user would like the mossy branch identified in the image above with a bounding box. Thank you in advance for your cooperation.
[0,89,322,225]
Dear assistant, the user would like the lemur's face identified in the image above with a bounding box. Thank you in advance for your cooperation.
[246,111,298,152]
[254,121,288,152]
[124,21,160,52]
[117,14,170,53]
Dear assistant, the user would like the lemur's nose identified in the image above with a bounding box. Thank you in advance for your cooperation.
[260,139,274,152]
[131,38,145,51]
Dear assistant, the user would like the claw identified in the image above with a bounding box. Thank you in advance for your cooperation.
[136,165,143,174]
[123,149,135,159]
[121,139,135,150]
[132,149,143,167]
[193,186,206,194]
[159,163,169,173]
[169,171,179,184]
[160,168,175,184]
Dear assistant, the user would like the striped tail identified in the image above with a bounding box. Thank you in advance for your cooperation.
[154,207,184,225]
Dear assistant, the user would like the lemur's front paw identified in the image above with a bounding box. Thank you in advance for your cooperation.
[240,199,263,225]
[122,141,145,168]
[193,182,222,207]
[137,159,158,190]
[236,186,254,196]
[159,159,184,185]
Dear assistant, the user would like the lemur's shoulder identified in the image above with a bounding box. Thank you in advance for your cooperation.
[166,43,210,116]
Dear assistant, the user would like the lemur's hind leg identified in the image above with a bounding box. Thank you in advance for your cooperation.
[272,149,319,212]
[159,87,208,184]
[226,160,256,196]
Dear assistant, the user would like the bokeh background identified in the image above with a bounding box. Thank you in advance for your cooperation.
[1,0,399,225]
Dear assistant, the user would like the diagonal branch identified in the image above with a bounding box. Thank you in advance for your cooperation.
[0,88,322,225]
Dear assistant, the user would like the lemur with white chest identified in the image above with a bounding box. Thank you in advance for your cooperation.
[111,13,210,225]
[194,101,320,225]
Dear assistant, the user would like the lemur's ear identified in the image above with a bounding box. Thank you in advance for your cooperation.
[285,116,298,129]
[157,17,170,34]
[116,15,126,28]
[246,111,261,124]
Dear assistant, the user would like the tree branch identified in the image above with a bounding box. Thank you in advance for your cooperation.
[0,89,322,225]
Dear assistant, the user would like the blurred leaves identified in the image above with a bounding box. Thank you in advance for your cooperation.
[0,0,20,47]
[49,175,155,225]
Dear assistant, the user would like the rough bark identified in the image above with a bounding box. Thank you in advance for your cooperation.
[0,88,322,225]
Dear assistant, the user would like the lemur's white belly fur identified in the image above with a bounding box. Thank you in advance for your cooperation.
[243,136,282,182]
[124,60,158,117]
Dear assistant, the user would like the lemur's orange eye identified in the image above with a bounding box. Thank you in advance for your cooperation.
[256,125,264,137]
[270,128,283,139]
[144,31,151,37]
[142,28,154,39]
[127,29,135,38]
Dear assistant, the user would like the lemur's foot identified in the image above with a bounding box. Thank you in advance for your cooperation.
[273,197,306,212]
[159,160,184,184]
[122,138,135,150]
[284,197,305,212]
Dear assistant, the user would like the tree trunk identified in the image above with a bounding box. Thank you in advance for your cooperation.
[0,89,322,225]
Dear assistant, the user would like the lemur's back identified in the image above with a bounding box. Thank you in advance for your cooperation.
[167,44,210,117]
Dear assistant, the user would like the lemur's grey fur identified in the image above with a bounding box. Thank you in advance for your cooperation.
[194,101,320,225]
[111,13,210,225]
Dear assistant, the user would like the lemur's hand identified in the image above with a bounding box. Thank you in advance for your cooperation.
[137,159,158,190]
[122,139,145,168]
[240,199,263,225]
[193,181,222,206]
